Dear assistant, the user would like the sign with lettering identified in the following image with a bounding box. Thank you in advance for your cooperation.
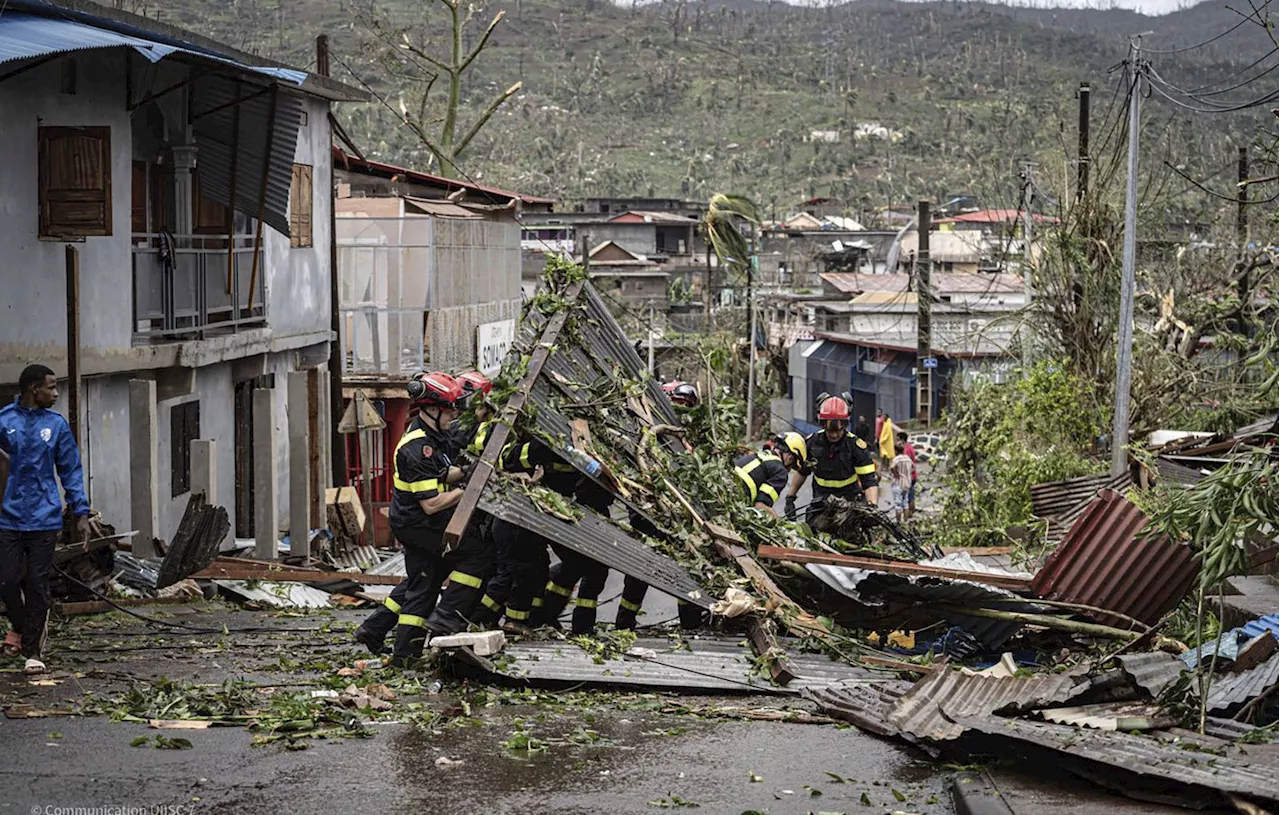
[922,357,938,369]
[476,319,515,375]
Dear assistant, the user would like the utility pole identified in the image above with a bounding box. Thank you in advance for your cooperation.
[1110,42,1144,478]
[916,200,932,427]
[745,248,758,441]
[1076,82,1091,201]
[1024,161,1034,363]
[1236,146,1250,343]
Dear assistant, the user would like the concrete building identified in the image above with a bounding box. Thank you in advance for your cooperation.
[584,241,669,312]
[785,273,1026,427]
[332,162,526,542]
[0,0,365,550]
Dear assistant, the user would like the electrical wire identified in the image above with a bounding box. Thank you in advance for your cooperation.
[1139,11,1262,54]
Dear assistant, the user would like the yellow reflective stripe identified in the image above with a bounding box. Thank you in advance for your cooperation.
[855,463,877,476]
[532,597,544,608]
[448,570,483,589]
[575,597,598,609]
[394,475,441,493]
[398,614,428,629]
[481,594,500,611]
[383,597,402,614]
[504,606,530,620]
[734,466,759,502]
[815,474,859,488]
[757,482,780,504]
[520,443,532,470]
[468,422,492,456]
[393,427,446,494]
[545,581,572,597]
[619,598,642,612]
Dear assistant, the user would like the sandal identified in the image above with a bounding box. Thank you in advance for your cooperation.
[1,631,20,656]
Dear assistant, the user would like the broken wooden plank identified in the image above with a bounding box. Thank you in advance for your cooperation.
[190,564,402,585]
[445,280,585,549]
[745,614,797,686]
[756,545,1035,593]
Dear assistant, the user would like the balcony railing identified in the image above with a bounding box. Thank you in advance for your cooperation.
[132,233,266,340]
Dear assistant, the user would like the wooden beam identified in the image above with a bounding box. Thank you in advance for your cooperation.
[444,281,585,549]
[190,563,402,585]
[745,615,796,686]
[756,545,1035,593]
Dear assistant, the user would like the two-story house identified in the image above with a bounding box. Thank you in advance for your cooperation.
[0,0,365,553]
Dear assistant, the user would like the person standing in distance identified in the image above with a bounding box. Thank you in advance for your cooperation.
[0,364,99,674]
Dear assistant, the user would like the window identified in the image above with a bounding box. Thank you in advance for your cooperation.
[170,401,201,498]
[192,173,230,235]
[39,126,111,238]
[289,163,313,248]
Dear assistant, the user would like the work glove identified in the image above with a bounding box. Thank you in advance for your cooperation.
[784,495,797,521]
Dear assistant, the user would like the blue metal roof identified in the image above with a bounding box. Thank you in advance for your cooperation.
[1241,613,1280,641]
[0,12,304,84]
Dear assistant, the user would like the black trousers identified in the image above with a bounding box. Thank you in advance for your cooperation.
[0,529,59,659]
[390,524,494,659]
[485,518,550,625]
[615,575,649,630]
[533,546,607,634]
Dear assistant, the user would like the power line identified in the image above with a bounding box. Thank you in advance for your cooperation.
[1139,11,1262,54]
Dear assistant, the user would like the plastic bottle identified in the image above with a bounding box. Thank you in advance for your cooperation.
[563,446,602,477]
[354,657,386,670]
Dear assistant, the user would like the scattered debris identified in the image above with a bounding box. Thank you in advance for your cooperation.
[156,494,231,589]
[886,667,1089,741]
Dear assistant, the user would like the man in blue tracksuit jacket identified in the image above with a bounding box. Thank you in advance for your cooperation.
[0,364,96,674]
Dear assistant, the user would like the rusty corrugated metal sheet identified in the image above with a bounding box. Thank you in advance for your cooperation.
[886,667,1089,741]
[1030,490,1198,627]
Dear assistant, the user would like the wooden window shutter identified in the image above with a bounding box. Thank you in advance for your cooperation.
[290,163,313,248]
[39,126,112,238]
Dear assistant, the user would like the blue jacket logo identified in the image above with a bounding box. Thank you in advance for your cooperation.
[40,427,51,442]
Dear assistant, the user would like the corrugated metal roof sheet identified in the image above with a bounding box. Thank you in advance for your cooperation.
[1242,614,1280,641]
[803,680,915,737]
[333,147,553,205]
[805,552,1040,650]
[955,715,1279,801]
[1030,471,1130,523]
[192,74,302,238]
[367,552,407,577]
[212,580,333,608]
[1205,653,1280,714]
[458,634,881,694]
[1155,457,1208,486]
[1030,490,1197,627]
[886,667,1089,741]
[1115,651,1187,697]
[479,483,710,608]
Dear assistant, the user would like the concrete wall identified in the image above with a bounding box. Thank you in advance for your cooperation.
[0,51,135,368]
[582,224,657,256]
[264,96,333,340]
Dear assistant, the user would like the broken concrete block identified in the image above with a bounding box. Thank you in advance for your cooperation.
[429,630,506,656]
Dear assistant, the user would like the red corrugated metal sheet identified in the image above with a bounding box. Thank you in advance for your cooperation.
[1031,490,1198,627]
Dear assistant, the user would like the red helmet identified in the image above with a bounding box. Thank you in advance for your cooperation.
[407,371,463,408]
[817,396,850,422]
[457,370,493,398]
[662,380,700,408]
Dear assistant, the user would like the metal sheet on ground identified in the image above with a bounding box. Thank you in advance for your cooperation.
[456,634,885,694]
[478,483,712,608]
[955,715,1279,802]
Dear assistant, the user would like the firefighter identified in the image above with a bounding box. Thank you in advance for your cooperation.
[381,372,493,665]
[352,371,495,655]
[613,381,708,632]
[455,370,495,456]
[734,432,807,516]
[495,435,602,634]
[785,396,878,529]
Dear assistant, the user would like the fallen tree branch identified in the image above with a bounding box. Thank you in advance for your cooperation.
[935,604,1141,640]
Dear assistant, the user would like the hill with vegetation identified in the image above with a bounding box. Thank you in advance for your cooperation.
[145,0,1276,221]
